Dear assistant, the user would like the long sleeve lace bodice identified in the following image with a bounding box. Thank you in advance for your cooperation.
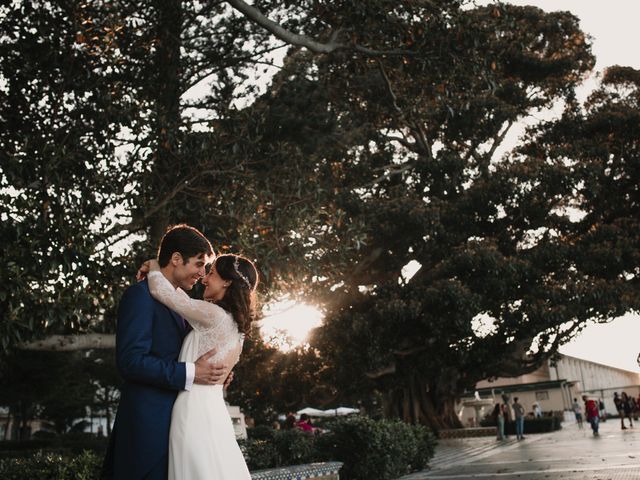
[147,271,243,362]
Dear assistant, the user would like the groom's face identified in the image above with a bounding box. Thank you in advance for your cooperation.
[173,252,210,290]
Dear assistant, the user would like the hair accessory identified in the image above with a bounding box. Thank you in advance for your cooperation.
[233,256,252,289]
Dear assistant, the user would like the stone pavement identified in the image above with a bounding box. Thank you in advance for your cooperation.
[400,419,640,479]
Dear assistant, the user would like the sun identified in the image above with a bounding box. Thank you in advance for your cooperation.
[259,300,324,351]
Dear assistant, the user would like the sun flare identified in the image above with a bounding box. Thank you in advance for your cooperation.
[259,300,324,351]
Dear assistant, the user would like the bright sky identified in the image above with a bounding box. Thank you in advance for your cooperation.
[262,1,640,372]
[259,300,324,352]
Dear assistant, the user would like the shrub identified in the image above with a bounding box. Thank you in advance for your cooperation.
[409,423,438,470]
[0,433,108,459]
[316,416,437,480]
[480,415,562,433]
[244,417,436,479]
[272,429,316,466]
[242,428,316,470]
[0,450,101,480]
[240,438,279,470]
[247,424,278,441]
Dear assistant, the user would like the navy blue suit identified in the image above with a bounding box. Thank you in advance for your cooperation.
[103,279,188,480]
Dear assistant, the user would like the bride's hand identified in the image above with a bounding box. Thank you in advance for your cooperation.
[136,259,160,282]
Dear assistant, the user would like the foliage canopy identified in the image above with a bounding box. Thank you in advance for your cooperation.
[1,1,638,427]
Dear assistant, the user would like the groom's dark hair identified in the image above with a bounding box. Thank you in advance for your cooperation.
[157,224,214,267]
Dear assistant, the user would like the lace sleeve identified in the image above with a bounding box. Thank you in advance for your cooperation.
[147,271,228,332]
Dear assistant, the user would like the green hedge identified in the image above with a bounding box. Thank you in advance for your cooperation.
[316,416,436,480]
[480,416,562,434]
[1,417,436,480]
[242,416,437,480]
[0,451,101,480]
[0,433,108,459]
[241,428,317,470]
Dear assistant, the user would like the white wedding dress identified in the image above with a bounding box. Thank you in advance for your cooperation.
[147,271,251,480]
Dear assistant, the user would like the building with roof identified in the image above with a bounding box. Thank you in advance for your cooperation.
[458,354,640,426]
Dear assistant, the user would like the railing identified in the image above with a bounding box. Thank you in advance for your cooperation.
[251,461,343,480]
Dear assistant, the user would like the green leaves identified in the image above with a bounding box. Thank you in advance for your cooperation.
[0,0,636,433]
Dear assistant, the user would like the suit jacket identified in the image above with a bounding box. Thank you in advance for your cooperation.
[103,279,187,480]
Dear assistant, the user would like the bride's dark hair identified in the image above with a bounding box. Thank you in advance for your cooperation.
[214,254,258,335]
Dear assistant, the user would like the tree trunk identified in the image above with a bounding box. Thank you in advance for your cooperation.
[20,334,115,351]
[149,0,183,245]
[382,372,463,431]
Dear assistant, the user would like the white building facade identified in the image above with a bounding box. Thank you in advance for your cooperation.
[458,354,640,425]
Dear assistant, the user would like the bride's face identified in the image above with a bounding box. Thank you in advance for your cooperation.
[202,264,229,302]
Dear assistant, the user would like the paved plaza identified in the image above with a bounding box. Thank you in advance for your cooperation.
[401,419,640,479]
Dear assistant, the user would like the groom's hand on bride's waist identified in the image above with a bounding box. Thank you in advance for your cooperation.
[194,349,229,385]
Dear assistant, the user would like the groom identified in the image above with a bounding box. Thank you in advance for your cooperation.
[102,224,232,480]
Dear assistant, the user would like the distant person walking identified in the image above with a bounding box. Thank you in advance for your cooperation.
[512,397,526,440]
[493,403,505,441]
[614,392,625,428]
[614,392,632,429]
[627,394,637,421]
[583,395,600,436]
[572,398,584,429]
[621,392,634,428]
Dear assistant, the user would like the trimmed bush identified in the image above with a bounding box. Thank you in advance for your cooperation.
[243,416,436,479]
[241,428,316,470]
[0,450,101,480]
[247,424,278,441]
[241,438,279,470]
[1,419,436,479]
[316,416,437,480]
[0,433,108,459]
[272,429,317,466]
[480,415,562,433]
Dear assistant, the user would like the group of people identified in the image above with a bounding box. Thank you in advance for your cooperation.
[102,224,260,479]
[613,392,637,429]
[495,391,640,441]
[283,412,316,433]
[492,397,527,441]
[573,391,640,436]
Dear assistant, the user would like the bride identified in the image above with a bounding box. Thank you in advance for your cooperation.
[142,254,257,479]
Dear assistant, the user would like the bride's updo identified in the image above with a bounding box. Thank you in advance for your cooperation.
[214,254,258,335]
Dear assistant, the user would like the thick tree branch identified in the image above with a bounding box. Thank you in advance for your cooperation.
[383,134,418,152]
[486,120,514,161]
[20,334,115,351]
[366,363,396,379]
[378,61,433,160]
[368,162,416,187]
[226,0,414,56]
[226,0,340,53]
